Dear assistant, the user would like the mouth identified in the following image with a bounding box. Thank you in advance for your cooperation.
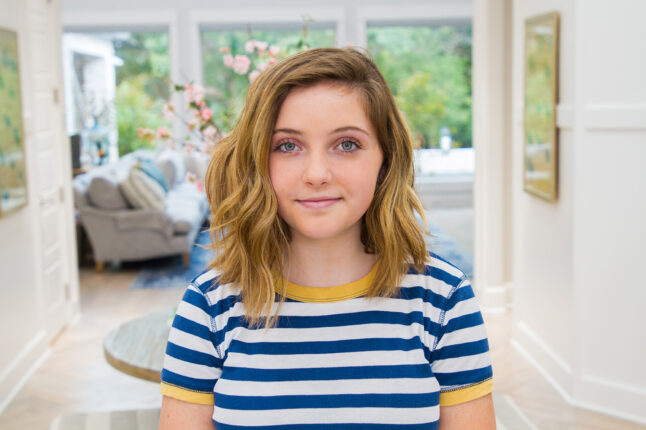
[296,197,342,209]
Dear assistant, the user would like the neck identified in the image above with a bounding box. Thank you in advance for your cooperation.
[286,228,378,288]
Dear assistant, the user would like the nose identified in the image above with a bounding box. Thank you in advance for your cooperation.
[302,150,332,187]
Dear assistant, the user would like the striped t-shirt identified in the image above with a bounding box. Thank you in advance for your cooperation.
[160,254,493,429]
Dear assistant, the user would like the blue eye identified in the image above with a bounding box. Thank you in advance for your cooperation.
[339,140,359,151]
[278,142,297,152]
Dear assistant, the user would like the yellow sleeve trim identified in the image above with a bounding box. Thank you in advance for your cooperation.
[160,382,214,405]
[439,378,493,407]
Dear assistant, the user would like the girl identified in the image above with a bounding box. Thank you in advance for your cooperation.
[159,48,495,429]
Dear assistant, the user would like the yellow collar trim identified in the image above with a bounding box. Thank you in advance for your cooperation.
[283,263,377,303]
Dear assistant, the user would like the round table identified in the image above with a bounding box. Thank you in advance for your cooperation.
[103,308,175,382]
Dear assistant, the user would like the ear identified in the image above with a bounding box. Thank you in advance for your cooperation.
[377,163,387,185]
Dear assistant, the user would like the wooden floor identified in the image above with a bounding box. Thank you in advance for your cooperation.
[0,264,644,429]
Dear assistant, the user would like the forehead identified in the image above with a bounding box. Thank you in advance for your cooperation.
[276,83,370,126]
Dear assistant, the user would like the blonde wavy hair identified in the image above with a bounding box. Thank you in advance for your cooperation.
[205,47,429,329]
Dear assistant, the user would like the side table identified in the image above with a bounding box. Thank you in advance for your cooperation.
[103,308,175,382]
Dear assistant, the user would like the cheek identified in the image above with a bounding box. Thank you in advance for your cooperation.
[344,170,380,206]
[268,157,291,203]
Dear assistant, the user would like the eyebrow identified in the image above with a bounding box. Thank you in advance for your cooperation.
[273,126,370,136]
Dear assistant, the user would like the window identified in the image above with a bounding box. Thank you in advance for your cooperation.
[63,31,170,163]
[200,26,335,133]
[367,25,472,151]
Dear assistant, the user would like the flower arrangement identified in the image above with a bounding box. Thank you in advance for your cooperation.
[220,41,283,84]
[137,81,221,154]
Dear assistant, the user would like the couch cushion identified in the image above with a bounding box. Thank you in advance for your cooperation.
[165,190,204,234]
[138,159,168,191]
[155,149,186,187]
[87,175,129,210]
[119,167,166,210]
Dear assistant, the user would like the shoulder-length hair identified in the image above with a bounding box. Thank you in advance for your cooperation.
[205,47,428,329]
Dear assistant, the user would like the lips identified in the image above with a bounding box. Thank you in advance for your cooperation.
[297,197,341,209]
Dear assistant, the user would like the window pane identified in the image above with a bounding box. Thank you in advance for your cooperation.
[367,25,472,151]
[201,27,335,133]
[63,31,170,162]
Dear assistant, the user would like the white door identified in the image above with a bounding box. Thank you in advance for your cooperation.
[29,0,76,341]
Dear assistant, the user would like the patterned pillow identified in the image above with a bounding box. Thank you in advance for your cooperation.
[138,159,168,192]
[119,167,166,210]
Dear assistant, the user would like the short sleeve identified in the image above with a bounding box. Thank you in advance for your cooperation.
[430,278,493,406]
[160,283,223,405]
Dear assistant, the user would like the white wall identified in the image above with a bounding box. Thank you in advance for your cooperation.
[0,0,48,413]
[0,0,78,414]
[511,0,646,424]
[472,0,513,312]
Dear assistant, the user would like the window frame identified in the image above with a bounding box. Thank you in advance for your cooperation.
[62,9,180,83]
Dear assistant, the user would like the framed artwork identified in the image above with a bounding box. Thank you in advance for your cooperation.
[0,27,28,216]
[524,12,559,202]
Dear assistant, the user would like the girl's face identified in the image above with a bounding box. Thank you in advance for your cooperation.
[268,83,383,245]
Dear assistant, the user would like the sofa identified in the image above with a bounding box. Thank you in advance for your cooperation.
[73,149,210,270]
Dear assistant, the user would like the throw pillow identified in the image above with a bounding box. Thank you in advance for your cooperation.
[138,159,168,192]
[120,167,166,210]
[87,175,129,210]
[155,149,185,186]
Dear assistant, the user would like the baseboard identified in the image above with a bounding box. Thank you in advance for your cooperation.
[511,321,572,401]
[572,374,646,426]
[512,321,646,426]
[0,330,51,415]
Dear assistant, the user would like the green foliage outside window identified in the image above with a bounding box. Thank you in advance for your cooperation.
[112,32,170,155]
[368,25,472,148]
[201,28,335,133]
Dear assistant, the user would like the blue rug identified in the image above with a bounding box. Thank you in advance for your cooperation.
[130,230,215,288]
[131,223,473,288]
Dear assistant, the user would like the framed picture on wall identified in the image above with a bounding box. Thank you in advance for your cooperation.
[0,27,28,217]
[523,12,559,202]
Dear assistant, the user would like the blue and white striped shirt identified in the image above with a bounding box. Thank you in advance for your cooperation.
[160,254,493,429]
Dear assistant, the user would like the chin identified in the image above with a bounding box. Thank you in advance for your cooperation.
[292,222,364,243]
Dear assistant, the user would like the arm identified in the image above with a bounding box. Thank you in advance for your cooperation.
[430,276,495,428]
[159,395,215,430]
[159,281,224,429]
[438,393,496,430]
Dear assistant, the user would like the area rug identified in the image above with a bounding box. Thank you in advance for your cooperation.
[130,221,473,289]
[130,229,215,289]
[49,393,536,429]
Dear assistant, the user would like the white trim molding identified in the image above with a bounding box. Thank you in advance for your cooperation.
[62,9,179,28]
[583,104,646,131]
[513,320,646,426]
[355,2,473,48]
[511,321,573,400]
[574,374,646,426]
[472,0,513,313]
[0,331,50,415]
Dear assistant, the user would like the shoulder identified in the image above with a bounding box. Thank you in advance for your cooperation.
[400,252,471,311]
[404,252,468,293]
[184,269,242,317]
